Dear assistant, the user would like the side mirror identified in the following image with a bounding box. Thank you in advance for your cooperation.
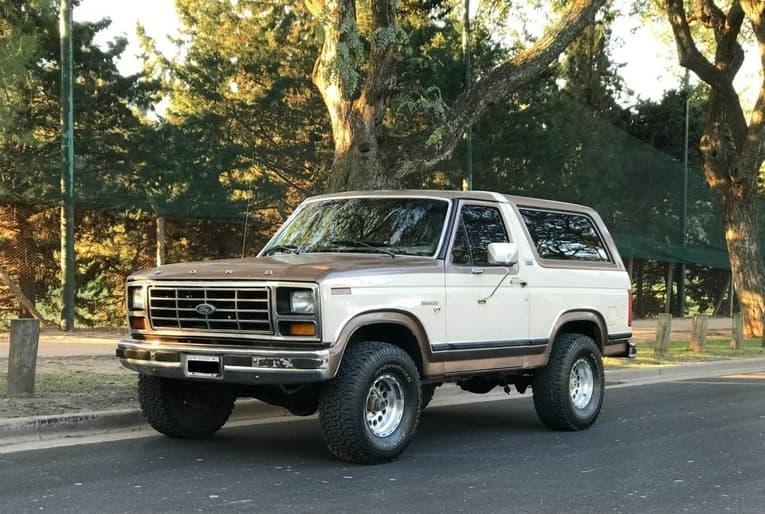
[487,242,519,266]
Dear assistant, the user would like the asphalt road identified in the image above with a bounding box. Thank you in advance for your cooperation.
[1,374,763,514]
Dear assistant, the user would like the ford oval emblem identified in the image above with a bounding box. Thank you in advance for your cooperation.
[194,303,216,315]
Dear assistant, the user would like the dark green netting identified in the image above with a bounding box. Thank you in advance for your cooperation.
[0,101,753,269]
[470,101,743,269]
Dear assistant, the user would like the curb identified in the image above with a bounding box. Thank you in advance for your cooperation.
[605,356,765,386]
[1,357,763,448]
[0,400,292,448]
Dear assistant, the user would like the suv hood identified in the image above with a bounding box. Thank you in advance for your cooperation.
[128,254,441,283]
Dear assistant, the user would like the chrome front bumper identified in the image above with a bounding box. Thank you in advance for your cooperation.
[116,339,339,385]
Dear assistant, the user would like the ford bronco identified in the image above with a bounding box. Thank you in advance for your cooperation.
[119,190,635,464]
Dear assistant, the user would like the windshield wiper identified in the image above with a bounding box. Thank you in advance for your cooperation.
[262,244,300,256]
[328,239,395,258]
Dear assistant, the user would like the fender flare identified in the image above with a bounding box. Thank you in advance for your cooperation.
[547,309,608,353]
[328,309,439,377]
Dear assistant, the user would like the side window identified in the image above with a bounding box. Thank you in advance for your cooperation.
[451,205,509,266]
[519,208,610,262]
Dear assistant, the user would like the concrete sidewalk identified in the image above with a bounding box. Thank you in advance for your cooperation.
[0,327,124,357]
[631,316,735,341]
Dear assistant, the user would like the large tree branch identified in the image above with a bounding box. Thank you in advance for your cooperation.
[306,0,358,153]
[717,2,745,79]
[666,0,747,149]
[740,0,765,68]
[390,0,607,179]
[737,1,765,179]
[667,0,734,89]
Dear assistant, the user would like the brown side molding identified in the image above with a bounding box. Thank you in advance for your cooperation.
[331,308,610,379]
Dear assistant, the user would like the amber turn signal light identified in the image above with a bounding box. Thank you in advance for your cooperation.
[281,321,316,337]
[129,316,147,330]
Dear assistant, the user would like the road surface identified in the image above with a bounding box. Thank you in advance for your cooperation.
[1,373,763,514]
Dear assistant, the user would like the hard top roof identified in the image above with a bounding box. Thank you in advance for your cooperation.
[307,189,593,213]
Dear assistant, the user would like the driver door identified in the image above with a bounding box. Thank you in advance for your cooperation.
[444,201,530,348]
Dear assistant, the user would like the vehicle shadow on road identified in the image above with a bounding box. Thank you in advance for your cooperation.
[134,401,547,465]
[131,398,547,466]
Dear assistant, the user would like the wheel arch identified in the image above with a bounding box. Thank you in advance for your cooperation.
[330,310,438,378]
[548,309,608,354]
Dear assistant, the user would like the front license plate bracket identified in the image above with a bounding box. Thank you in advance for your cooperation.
[184,354,222,378]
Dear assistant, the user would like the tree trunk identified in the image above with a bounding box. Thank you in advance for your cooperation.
[717,187,765,337]
[665,0,765,337]
[325,105,393,192]
[306,0,607,193]
[700,87,765,337]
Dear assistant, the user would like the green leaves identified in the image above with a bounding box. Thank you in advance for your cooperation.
[0,7,38,134]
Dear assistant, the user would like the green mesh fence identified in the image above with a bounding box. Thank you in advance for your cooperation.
[469,101,735,269]
[0,99,748,324]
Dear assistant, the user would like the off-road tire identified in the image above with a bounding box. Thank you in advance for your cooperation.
[318,342,421,464]
[138,375,235,438]
[421,383,437,409]
[532,333,604,431]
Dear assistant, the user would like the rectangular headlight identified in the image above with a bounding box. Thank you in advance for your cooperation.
[129,287,145,310]
[290,290,315,314]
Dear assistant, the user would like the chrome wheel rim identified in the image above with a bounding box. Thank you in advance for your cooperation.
[365,374,405,438]
[569,358,595,410]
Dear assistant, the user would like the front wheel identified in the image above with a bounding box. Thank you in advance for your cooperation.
[318,341,421,464]
[138,375,235,438]
[532,333,604,431]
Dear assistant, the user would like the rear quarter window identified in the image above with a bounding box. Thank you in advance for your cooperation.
[519,208,611,263]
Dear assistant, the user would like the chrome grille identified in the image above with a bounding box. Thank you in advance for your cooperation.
[148,286,272,334]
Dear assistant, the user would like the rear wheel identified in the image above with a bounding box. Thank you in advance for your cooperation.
[138,375,235,438]
[532,333,604,431]
[318,341,421,464]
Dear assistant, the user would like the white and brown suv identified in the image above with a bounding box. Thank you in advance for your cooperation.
[119,190,635,463]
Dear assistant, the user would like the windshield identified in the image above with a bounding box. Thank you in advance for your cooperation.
[263,197,450,257]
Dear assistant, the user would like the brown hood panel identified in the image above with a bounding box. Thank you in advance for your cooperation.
[128,254,440,282]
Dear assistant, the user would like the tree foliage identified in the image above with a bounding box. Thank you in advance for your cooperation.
[0,0,755,327]
[0,1,150,323]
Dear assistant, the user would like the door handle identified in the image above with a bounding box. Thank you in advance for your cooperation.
[471,268,483,275]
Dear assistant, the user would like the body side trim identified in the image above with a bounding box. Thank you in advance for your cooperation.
[331,310,548,377]
[431,338,548,351]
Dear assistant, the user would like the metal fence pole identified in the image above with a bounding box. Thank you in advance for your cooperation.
[678,94,690,317]
[59,0,75,331]
[462,0,472,191]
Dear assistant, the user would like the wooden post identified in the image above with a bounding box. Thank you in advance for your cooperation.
[689,314,708,352]
[730,312,744,350]
[156,216,166,266]
[654,313,672,356]
[7,319,40,398]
